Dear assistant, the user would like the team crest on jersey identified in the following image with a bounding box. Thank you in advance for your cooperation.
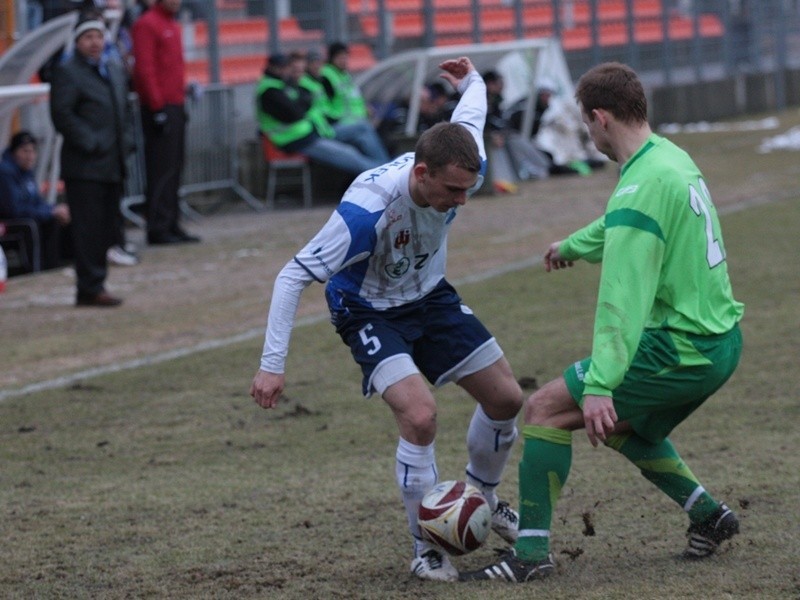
[385,257,410,278]
[394,228,411,249]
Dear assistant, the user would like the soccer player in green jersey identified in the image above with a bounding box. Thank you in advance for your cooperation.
[462,62,745,583]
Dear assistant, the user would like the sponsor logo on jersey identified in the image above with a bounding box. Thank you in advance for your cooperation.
[394,229,411,249]
[385,257,410,278]
[615,184,639,197]
[364,154,413,182]
[310,246,334,276]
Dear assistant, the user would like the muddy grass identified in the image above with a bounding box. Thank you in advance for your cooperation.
[2,112,796,393]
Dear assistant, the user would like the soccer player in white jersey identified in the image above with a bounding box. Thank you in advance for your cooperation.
[251,57,523,582]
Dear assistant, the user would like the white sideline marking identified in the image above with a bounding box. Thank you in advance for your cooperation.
[0,194,780,402]
[0,260,538,402]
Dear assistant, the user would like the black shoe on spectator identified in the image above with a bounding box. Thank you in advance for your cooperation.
[148,232,183,245]
[171,227,201,243]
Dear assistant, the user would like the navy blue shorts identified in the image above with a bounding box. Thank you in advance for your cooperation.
[331,280,494,395]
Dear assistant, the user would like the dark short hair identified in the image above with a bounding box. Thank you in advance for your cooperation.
[414,122,480,176]
[9,130,37,152]
[575,62,648,124]
[427,82,448,100]
[482,70,501,84]
[267,53,288,68]
[327,41,348,62]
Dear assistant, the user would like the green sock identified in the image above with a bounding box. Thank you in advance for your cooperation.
[514,425,572,561]
[606,433,718,523]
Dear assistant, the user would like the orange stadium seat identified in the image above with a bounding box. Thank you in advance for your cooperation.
[193,16,320,47]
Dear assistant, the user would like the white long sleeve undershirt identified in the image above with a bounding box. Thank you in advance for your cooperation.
[259,260,313,373]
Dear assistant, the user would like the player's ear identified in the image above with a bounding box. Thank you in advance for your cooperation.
[413,162,428,181]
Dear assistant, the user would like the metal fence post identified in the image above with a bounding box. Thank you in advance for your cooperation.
[552,0,563,43]
[690,0,702,82]
[589,0,601,67]
[422,0,434,48]
[266,0,279,56]
[512,0,523,41]
[470,0,481,43]
[774,0,788,111]
[660,0,672,87]
[205,0,220,85]
[376,0,390,60]
[624,0,639,70]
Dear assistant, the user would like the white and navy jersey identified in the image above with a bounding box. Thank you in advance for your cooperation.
[260,70,487,372]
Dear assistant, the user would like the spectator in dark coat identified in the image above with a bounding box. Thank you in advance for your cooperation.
[50,16,133,307]
[0,131,71,270]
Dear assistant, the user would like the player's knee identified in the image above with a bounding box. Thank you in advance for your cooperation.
[498,377,524,416]
[404,405,438,443]
[524,378,578,427]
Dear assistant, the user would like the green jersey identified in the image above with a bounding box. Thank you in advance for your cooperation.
[559,134,744,398]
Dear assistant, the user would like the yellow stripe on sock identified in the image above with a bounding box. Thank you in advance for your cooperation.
[522,424,572,445]
[605,432,632,452]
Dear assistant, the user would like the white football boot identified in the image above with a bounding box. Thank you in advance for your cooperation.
[410,548,458,582]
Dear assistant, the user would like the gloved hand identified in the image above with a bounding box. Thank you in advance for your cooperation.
[152,111,168,134]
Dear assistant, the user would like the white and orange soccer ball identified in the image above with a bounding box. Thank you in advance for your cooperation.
[418,480,491,556]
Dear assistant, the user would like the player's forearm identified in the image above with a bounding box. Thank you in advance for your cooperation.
[560,216,605,262]
[259,262,313,372]
[583,229,661,393]
[449,71,486,133]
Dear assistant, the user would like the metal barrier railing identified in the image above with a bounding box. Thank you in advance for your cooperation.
[181,83,261,211]
[121,84,263,228]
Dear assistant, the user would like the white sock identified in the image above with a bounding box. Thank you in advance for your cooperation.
[465,405,518,511]
[395,437,437,556]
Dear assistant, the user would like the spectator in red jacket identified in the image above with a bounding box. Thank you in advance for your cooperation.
[132,0,200,245]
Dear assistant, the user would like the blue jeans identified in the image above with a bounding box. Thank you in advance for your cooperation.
[302,137,386,175]
[333,120,390,163]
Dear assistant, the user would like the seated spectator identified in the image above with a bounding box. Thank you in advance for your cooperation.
[318,42,372,126]
[291,50,388,164]
[508,82,606,176]
[482,70,549,187]
[0,131,71,271]
[418,82,457,131]
[256,53,386,176]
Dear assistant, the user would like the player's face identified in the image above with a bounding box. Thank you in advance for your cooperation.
[75,29,105,62]
[415,163,478,212]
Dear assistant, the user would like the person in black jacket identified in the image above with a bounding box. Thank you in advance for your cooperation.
[50,16,133,307]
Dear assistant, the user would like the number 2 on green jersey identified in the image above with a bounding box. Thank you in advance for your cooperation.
[689,179,725,268]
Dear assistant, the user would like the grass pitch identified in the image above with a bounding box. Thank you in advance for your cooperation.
[2,118,800,598]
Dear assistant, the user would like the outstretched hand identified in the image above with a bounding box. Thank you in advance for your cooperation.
[438,56,475,89]
[543,241,574,272]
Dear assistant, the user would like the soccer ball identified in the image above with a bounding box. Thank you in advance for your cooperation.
[418,480,491,556]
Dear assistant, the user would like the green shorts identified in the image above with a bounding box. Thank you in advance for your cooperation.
[564,324,742,444]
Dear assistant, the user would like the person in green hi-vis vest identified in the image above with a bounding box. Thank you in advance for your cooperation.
[316,41,390,164]
[256,53,385,176]
[462,62,745,584]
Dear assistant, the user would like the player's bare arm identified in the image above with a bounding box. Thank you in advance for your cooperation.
[250,370,285,409]
[582,394,617,447]
[543,241,574,272]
